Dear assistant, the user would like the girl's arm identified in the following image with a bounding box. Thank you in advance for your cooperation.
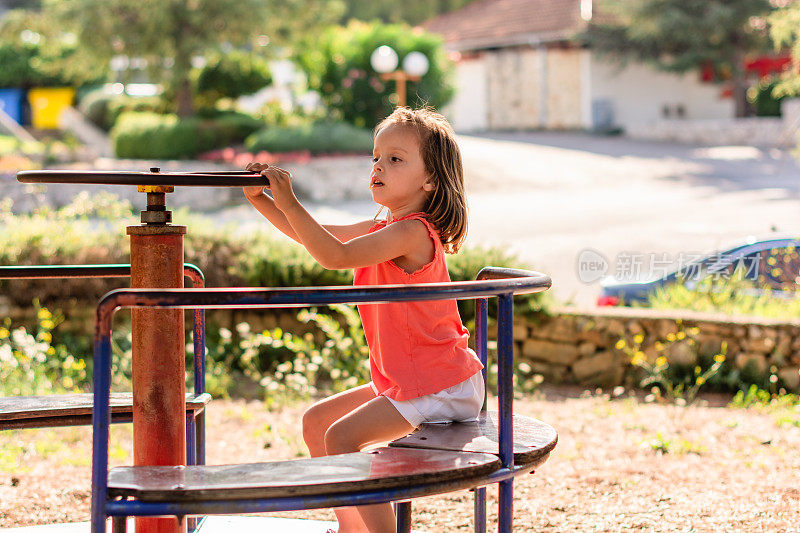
[265,167,430,270]
[243,187,303,243]
[243,163,373,243]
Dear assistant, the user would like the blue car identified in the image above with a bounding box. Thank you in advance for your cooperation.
[597,237,800,306]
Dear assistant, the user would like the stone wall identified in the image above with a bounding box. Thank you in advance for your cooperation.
[8,304,799,392]
[515,307,800,391]
[207,306,800,392]
[625,99,800,148]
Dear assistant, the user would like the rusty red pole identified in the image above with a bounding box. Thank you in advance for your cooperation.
[127,181,187,533]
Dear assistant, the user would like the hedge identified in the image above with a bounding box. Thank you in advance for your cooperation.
[0,202,552,318]
[111,111,264,159]
[244,121,374,154]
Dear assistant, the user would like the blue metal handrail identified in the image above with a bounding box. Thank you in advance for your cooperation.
[90,267,551,533]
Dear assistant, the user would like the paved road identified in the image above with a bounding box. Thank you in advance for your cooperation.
[220,131,800,307]
[456,132,800,306]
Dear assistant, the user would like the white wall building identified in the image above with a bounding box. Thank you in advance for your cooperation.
[424,0,736,134]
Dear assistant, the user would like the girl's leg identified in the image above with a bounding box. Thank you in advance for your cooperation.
[302,384,376,456]
[302,384,377,533]
[325,396,416,533]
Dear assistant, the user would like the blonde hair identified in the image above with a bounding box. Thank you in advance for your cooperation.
[374,106,467,254]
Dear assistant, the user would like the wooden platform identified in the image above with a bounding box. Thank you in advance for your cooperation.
[0,393,212,430]
[108,447,500,502]
[390,411,558,466]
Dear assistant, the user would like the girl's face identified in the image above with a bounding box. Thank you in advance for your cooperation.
[370,124,434,216]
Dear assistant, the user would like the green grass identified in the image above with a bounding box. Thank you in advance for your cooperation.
[0,134,44,156]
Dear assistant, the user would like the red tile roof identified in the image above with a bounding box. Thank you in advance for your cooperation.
[423,0,591,50]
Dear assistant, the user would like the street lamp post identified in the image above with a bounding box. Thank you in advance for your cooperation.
[370,45,429,107]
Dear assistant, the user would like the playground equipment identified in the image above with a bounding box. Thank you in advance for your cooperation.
[13,169,558,532]
[0,264,207,445]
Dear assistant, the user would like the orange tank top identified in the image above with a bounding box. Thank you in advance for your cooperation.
[353,212,483,401]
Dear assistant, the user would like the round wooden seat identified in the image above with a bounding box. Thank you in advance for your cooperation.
[0,392,212,430]
[107,447,500,502]
[390,411,557,467]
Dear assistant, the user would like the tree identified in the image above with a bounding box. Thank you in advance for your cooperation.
[46,0,343,117]
[583,0,775,117]
[297,21,455,128]
[47,0,269,117]
[768,2,800,99]
[0,8,107,87]
[339,0,480,26]
[194,51,272,109]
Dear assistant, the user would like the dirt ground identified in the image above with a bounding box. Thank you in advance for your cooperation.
[1,385,799,532]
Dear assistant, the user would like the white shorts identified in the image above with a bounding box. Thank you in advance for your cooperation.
[371,371,485,427]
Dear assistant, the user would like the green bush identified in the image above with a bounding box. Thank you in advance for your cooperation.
[646,265,800,319]
[0,42,36,87]
[111,112,207,159]
[110,111,264,158]
[256,100,326,129]
[106,96,170,130]
[747,76,785,117]
[208,111,265,146]
[0,193,553,317]
[78,90,170,131]
[245,121,373,154]
[0,306,87,396]
[194,50,272,107]
[296,20,455,128]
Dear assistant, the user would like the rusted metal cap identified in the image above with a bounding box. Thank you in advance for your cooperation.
[138,185,175,193]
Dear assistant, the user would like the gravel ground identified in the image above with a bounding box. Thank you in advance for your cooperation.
[1,386,799,532]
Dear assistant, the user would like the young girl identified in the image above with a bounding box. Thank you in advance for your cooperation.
[243,107,484,533]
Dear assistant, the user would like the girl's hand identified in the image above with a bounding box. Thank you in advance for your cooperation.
[243,162,269,198]
[261,166,299,212]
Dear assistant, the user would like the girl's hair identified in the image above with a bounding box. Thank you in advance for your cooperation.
[374,106,467,254]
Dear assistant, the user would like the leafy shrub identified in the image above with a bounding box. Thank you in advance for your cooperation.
[0,194,553,323]
[729,384,800,410]
[296,20,454,128]
[194,50,272,107]
[79,90,171,132]
[646,265,800,319]
[111,112,208,159]
[616,324,727,405]
[256,100,326,129]
[0,193,553,321]
[747,76,785,117]
[0,134,44,156]
[110,111,264,159]
[245,121,373,154]
[209,306,371,404]
[207,111,265,146]
[0,306,87,396]
[448,245,554,321]
[0,42,37,88]
[106,96,169,129]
